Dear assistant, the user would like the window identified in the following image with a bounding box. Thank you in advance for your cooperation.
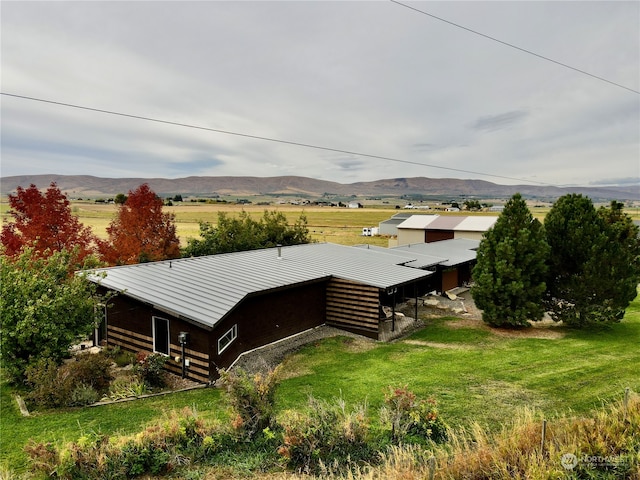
[153,317,170,355]
[218,324,238,354]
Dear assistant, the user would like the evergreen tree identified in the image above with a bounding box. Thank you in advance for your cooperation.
[545,195,640,326]
[471,193,549,327]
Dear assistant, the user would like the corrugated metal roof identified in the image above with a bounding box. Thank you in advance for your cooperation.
[353,244,445,269]
[87,243,433,329]
[426,216,465,230]
[396,214,439,229]
[393,238,480,267]
[454,216,497,231]
[379,213,412,225]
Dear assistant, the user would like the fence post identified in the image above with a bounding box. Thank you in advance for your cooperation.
[624,387,630,421]
[540,419,547,454]
[428,455,436,480]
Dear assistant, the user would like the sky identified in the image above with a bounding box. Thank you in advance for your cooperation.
[1,1,639,188]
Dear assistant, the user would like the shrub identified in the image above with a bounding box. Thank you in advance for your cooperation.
[133,352,168,388]
[218,366,281,440]
[102,376,149,401]
[380,385,448,444]
[66,352,114,395]
[68,383,99,407]
[24,358,75,408]
[24,407,233,479]
[105,345,137,367]
[278,395,372,473]
[24,353,114,408]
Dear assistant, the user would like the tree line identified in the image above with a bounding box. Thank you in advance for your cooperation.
[472,193,640,328]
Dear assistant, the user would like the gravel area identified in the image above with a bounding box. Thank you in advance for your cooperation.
[230,325,367,375]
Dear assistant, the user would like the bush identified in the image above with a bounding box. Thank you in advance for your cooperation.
[24,407,233,479]
[380,385,448,445]
[278,395,372,473]
[105,345,136,367]
[102,376,149,401]
[133,352,168,388]
[66,352,114,395]
[218,366,281,440]
[68,384,100,407]
[24,358,74,408]
[24,353,114,408]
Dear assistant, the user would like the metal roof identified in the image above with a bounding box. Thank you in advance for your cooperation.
[87,243,433,330]
[396,214,497,232]
[426,216,465,230]
[379,213,412,226]
[393,238,480,267]
[396,214,439,229]
[353,244,445,269]
[454,216,497,231]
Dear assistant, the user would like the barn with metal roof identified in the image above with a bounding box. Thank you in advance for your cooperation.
[395,214,497,245]
[88,243,436,382]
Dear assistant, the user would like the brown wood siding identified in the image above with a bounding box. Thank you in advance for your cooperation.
[211,281,327,374]
[426,230,454,243]
[326,278,380,338]
[441,268,459,292]
[104,295,211,383]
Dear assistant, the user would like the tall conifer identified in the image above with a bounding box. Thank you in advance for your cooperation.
[472,193,549,327]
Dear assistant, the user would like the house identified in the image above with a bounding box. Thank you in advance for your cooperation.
[87,243,435,383]
[348,201,363,209]
[394,214,497,245]
[393,239,480,292]
[355,238,480,293]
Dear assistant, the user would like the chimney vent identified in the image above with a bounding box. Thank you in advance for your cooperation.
[277,244,282,260]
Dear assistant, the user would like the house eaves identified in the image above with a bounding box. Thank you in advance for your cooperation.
[86,243,433,330]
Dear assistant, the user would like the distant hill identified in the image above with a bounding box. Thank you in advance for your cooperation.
[1,174,638,202]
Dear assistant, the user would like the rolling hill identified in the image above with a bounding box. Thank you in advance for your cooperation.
[1,174,637,201]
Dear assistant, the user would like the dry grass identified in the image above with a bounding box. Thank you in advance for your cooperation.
[255,393,640,480]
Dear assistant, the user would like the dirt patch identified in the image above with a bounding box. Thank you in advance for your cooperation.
[488,321,565,339]
[429,294,566,340]
[403,340,471,350]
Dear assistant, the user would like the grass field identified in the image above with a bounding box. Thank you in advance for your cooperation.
[3,199,638,249]
[2,294,638,475]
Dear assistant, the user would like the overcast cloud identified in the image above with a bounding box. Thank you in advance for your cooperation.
[1,1,638,187]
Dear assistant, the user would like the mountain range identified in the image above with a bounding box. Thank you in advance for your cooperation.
[1,174,638,201]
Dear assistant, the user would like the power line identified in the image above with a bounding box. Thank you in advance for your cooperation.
[1,92,551,185]
[390,0,639,95]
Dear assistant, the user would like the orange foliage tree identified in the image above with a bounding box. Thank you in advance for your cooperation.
[101,183,181,265]
[1,183,102,263]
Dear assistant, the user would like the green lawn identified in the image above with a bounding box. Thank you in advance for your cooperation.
[2,297,639,475]
[275,300,640,430]
[0,382,225,474]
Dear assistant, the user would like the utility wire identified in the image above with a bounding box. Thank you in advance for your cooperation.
[1,92,550,185]
[390,0,640,95]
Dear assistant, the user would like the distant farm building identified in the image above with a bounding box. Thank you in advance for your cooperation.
[378,213,412,236]
[392,214,497,245]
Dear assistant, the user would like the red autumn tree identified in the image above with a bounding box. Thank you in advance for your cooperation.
[101,183,181,265]
[1,183,102,263]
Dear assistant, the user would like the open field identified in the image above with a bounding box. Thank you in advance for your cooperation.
[2,200,518,248]
[3,199,638,250]
[2,293,639,476]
